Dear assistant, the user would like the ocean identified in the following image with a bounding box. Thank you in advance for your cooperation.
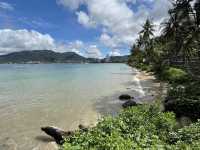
[0,63,144,149]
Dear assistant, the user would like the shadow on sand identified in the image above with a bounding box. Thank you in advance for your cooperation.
[35,135,54,143]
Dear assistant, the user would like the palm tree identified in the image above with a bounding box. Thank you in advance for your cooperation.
[194,0,200,61]
[162,0,197,65]
[140,19,155,43]
[194,0,200,26]
[139,19,155,64]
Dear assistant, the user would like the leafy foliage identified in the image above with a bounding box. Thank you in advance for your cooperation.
[128,0,200,75]
[61,105,200,149]
[161,67,188,84]
[165,79,200,120]
[128,0,200,122]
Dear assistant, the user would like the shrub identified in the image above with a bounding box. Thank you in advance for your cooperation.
[162,67,188,84]
[164,79,200,120]
[61,105,200,149]
[61,104,200,149]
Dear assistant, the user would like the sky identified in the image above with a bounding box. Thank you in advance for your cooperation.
[0,0,172,58]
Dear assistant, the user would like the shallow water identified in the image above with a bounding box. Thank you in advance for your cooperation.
[0,63,142,150]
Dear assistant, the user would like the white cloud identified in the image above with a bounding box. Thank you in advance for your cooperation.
[57,0,172,49]
[0,29,84,55]
[109,49,121,56]
[60,40,85,56]
[85,45,102,58]
[76,11,96,28]
[0,29,102,58]
[0,29,55,54]
[0,2,14,11]
[100,33,117,48]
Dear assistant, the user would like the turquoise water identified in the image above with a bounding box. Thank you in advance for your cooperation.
[0,63,135,149]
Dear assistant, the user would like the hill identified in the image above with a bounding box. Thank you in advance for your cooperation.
[102,55,129,63]
[0,50,129,64]
[0,50,87,63]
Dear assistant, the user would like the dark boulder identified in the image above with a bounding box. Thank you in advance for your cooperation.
[41,126,74,144]
[78,124,89,132]
[122,100,137,108]
[119,94,132,101]
[164,98,200,120]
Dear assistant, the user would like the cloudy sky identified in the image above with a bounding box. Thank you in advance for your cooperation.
[0,0,172,58]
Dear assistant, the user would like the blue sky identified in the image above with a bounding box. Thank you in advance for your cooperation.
[0,0,172,58]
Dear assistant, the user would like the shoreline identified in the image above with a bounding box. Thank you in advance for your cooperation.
[123,69,167,104]
[137,70,168,100]
[1,66,166,150]
[41,68,167,150]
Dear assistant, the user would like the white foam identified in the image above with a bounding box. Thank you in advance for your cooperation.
[132,69,145,97]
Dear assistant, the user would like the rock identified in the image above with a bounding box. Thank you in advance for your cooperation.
[164,98,200,120]
[119,94,132,101]
[122,100,137,108]
[78,124,88,132]
[41,126,74,144]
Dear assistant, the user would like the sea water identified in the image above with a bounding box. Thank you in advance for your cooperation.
[0,63,142,149]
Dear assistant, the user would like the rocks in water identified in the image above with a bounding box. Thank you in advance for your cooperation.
[119,94,132,101]
[122,100,137,108]
[119,94,140,108]
[78,124,88,132]
[41,126,74,144]
[41,125,89,145]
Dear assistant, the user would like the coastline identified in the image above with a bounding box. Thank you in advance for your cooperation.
[136,70,168,101]
[122,69,167,104]
[41,68,167,150]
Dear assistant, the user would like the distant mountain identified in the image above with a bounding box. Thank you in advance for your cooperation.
[0,50,129,64]
[102,55,129,63]
[0,50,87,63]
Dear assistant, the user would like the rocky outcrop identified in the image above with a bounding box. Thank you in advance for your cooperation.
[122,100,138,108]
[119,94,132,101]
[41,126,74,144]
[41,124,89,145]
[78,124,88,132]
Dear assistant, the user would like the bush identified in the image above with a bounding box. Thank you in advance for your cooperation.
[162,67,188,84]
[164,79,200,120]
[169,120,200,149]
[60,104,200,150]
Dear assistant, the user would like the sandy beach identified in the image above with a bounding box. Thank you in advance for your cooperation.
[123,69,167,104]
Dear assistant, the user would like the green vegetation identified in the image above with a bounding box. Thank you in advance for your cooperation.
[128,0,200,75]
[128,0,200,120]
[61,105,200,150]
[161,67,188,84]
[165,79,200,120]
